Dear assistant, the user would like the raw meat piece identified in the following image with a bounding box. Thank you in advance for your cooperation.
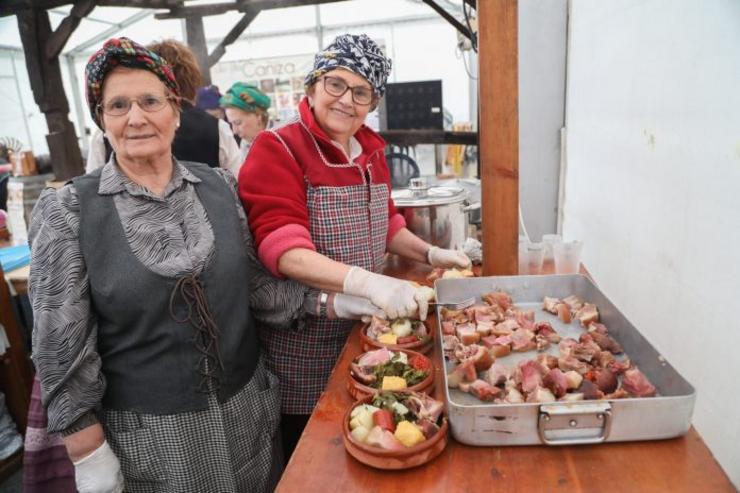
[441,308,469,324]
[589,322,609,335]
[505,387,524,404]
[534,321,561,343]
[514,313,536,332]
[484,362,511,387]
[536,353,559,370]
[492,319,519,336]
[350,363,376,385]
[482,291,513,310]
[556,303,572,323]
[357,347,393,366]
[447,359,477,388]
[572,339,601,362]
[558,355,589,375]
[562,295,584,312]
[456,344,493,371]
[526,386,556,403]
[441,320,456,335]
[543,368,568,398]
[543,296,561,314]
[510,329,537,352]
[442,335,461,361]
[535,334,552,352]
[576,379,604,400]
[593,368,618,394]
[589,330,624,354]
[595,350,616,369]
[575,303,599,326]
[516,360,546,394]
[456,322,480,345]
[490,344,512,358]
[475,320,495,336]
[558,338,579,356]
[468,380,502,402]
[607,358,632,375]
[622,368,657,397]
[480,335,499,349]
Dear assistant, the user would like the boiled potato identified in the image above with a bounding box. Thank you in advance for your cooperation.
[351,425,370,443]
[391,319,412,337]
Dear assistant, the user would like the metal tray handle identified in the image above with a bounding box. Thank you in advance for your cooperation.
[537,402,613,446]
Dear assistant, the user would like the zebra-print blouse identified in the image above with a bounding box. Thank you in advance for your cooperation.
[28,160,311,434]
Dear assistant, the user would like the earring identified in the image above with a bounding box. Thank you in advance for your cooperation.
[176,121,181,128]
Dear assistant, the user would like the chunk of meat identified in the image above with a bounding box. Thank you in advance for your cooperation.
[405,393,444,422]
[589,330,624,354]
[489,344,512,358]
[543,368,568,398]
[442,334,461,361]
[365,426,405,451]
[558,355,589,375]
[535,334,552,352]
[492,319,519,336]
[412,321,429,338]
[441,307,469,324]
[350,363,376,385]
[516,360,546,394]
[483,362,511,387]
[593,368,618,394]
[475,320,495,337]
[447,359,477,388]
[622,368,656,397]
[417,419,440,440]
[456,322,480,345]
[482,291,513,310]
[572,338,602,362]
[536,353,559,370]
[366,316,391,339]
[595,350,616,369]
[562,295,584,312]
[510,329,537,352]
[456,344,493,372]
[576,379,604,400]
[543,296,561,314]
[558,338,579,356]
[357,347,393,367]
[534,321,561,343]
[556,303,572,323]
[607,358,632,375]
[468,379,502,402]
[526,386,557,403]
[514,313,536,332]
[575,303,599,326]
[441,320,456,335]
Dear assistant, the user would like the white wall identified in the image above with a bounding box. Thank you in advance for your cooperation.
[519,0,568,240]
[564,0,740,486]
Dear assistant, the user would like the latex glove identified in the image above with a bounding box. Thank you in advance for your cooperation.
[331,293,386,321]
[343,267,429,320]
[427,246,472,269]
[72,441,124,493]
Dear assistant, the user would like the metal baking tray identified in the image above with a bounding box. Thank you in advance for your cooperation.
[434,274,696,446]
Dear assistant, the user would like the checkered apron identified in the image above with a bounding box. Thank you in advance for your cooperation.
[259,163,389,415]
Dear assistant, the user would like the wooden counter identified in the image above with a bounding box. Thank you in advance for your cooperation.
[276,257,735,493]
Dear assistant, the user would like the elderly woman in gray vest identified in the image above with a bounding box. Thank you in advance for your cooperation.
[28,37,283,493]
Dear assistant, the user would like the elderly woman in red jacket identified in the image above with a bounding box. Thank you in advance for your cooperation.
[239,34,470,456]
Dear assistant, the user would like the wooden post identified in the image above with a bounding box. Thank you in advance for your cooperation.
[184,15,211,85]
[478,0,518,275]
[16,9,84,180]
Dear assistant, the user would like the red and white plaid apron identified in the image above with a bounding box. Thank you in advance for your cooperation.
[259,143,389,414]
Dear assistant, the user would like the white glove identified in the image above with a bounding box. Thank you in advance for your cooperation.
[427,246,472,269]
[331,293,386,320]
[343,267,429,320]
[72,441,124,493]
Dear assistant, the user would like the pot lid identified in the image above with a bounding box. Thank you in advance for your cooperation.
[392,185,468,207]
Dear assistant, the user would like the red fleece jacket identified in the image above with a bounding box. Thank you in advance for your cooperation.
[239,97,405,276]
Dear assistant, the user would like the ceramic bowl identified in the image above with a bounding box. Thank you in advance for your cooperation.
[342,393,448,470]
[359,322,434,354]
[347,349,435,400]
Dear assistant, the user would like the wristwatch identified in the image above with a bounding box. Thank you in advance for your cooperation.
[318,292,329,318]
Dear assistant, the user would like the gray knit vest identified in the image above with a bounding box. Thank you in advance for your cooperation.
[73,161,259,414]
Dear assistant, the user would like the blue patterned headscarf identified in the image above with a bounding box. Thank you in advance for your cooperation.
[304,34,392,97]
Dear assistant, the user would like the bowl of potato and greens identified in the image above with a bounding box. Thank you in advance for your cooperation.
[348,347,434,400]
[360,317,433,354]
[343,391,448,469]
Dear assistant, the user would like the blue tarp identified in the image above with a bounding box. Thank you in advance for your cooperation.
[0,244,30,273]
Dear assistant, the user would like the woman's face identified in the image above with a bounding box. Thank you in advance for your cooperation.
[225,107,264,142]
[309,68,374,145]
[101,67,179,165]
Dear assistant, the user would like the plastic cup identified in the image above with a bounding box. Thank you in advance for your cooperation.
[518,241,545,275]
[553,240,583,274]
[541,234,562,261]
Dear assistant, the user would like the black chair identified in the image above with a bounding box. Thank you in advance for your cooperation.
[385,152,420,189]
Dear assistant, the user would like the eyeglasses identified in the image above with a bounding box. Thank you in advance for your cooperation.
[321,76,375,106]
[98,94,178,117]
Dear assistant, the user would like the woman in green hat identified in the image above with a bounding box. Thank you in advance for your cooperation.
[220,82,271,166]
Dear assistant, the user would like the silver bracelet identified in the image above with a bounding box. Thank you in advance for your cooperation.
[318,292,329,318]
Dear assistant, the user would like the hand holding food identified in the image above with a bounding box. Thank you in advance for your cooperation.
[331,293,386,320]
[343,267,428,319]
[427,246,472,269]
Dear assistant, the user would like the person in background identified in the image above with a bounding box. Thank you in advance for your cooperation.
[30,37,283,493]
[239,33,471,458]
[220,82,271,165]
[85,39,242,176]
[196,84,226,120]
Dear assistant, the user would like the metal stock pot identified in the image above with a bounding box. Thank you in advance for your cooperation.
[391,178,478,250]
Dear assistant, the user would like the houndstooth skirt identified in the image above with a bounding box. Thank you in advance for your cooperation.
[100,358,282,493]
